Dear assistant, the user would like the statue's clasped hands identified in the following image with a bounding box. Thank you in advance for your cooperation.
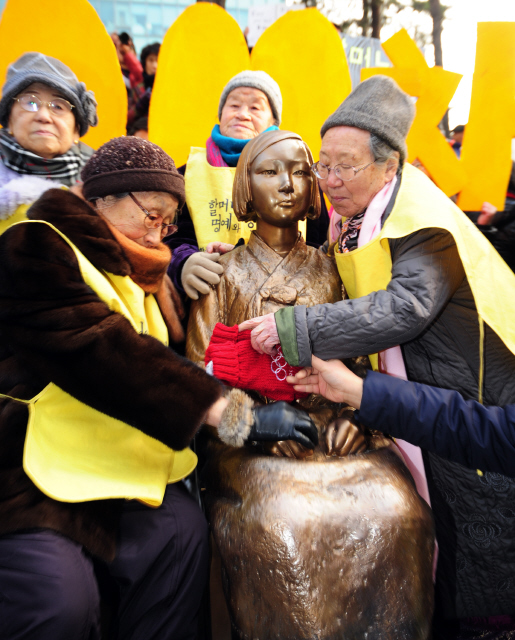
[286,355,367,458]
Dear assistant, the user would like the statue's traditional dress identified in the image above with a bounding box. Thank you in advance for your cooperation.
[187,232,434,640]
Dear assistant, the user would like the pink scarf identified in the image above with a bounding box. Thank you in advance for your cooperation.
[357,176,431,505]
[206,136,229,168]
[358,176,437,576]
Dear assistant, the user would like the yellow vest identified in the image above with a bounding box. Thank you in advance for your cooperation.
[2,220,197,506]
[0,202,30,235]
[185,147,306,250]
[335,163,515,375]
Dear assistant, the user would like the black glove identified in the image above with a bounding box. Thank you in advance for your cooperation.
[248,402,319,449]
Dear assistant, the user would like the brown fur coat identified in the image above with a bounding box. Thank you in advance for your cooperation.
[0,188,222,560]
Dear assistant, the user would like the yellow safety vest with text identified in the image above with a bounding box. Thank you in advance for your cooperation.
[335,163,515,374]
[2,220,196,506]
[185,147,306,250]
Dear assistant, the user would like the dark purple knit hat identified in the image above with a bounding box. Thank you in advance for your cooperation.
[81,137,185,207]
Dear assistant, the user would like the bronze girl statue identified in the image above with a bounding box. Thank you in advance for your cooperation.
[187,130,434,640]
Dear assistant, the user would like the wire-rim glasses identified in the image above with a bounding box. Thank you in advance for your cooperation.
[311,160,377,182]
[13,93,75,117]
[128,192,179,238]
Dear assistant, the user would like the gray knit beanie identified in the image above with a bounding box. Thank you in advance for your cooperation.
[320,76,415,164]
[218,70,282,126]
[81,137,185,208]
[0,52,98,137]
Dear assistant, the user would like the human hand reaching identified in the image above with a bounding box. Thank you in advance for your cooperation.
[238,313,279,355]
[206,241,234,255]
[287,355,364,408]
[181,251,224,300]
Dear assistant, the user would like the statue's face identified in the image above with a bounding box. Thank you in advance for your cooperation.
[249,139,312,228]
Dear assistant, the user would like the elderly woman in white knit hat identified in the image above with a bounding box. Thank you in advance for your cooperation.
[243,75,515,639]
[166,70,330,301]
[0,52,98,228]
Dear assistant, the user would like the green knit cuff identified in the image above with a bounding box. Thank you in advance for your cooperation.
[275,306,299,367]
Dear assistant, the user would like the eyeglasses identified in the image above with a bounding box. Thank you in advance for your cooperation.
[311,160,377,182]
[13,93,75,117]
[128,192,178,237]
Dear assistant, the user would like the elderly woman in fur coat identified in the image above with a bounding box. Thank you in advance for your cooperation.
[0,136,316,640]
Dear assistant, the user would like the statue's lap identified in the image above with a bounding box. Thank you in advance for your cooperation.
[203,442,435,640]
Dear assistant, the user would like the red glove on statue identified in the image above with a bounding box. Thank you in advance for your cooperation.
[205,323,308,402]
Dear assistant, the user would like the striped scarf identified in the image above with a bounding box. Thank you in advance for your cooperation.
[0,129,85,186]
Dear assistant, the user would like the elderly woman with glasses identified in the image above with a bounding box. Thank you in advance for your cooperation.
[241,76,515,639]
[0,136,315,639]
[0,52,98,228]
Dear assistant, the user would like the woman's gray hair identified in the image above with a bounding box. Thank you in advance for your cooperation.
[369,133,401,174]
[369,134,396,164]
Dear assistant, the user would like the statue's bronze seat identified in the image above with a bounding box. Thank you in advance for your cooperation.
[203,440,434,640]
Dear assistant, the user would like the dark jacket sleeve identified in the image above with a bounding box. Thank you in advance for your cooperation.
[0,223,222,451]
[289,228,466,366]
[164,164,200,293]
[357,370,515,477]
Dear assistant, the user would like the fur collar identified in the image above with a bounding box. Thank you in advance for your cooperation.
[27,188,131,276]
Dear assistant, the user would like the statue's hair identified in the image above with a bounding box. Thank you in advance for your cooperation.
[232,130,321,223]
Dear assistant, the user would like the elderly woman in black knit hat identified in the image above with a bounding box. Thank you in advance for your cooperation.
[0,136,316,640]
[0,52,98,226]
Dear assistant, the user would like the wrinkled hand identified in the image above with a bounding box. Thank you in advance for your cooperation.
[265,440,314,459]
[181,251,224,300]
[206,241,234,255]
[249,402,318,449]
[238,313,279,355]
[325,416,367,457]
[287,355,364,408]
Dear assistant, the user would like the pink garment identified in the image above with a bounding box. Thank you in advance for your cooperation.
[329,206,341,244]
[206,137,228,168]
[358,175,437,576]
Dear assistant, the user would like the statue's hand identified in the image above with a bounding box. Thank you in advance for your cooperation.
[265,440,314,459]
[325,416,367,457]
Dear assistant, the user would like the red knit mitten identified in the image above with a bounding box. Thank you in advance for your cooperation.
[205,323,308,402]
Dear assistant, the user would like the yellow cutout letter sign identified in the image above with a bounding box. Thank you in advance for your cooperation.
[0,0,126,150]
[457,22,515,211]
[251,8,351,162]
[150,5,352,167]
[362,29,466,197]
[150,4,250,167]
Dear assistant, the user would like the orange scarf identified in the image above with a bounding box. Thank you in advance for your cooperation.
[108,224,185,344]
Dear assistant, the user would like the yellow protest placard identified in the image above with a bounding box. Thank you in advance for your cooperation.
[0,0,126,150]
[150,4,352,167]
[457,22,515,211]
[150,3,250,168]
[362,29,466,197]
[251,8,351,161]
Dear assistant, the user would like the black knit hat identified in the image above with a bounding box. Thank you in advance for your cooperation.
[82,137,185,207]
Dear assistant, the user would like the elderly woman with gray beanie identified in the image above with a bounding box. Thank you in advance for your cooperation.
[0,52,98,227]
[243,75,515,639]
[166,70,329,301]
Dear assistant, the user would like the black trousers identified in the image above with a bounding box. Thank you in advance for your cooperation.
[0,483,209,640]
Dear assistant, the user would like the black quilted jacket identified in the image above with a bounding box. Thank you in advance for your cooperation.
[294,177,515,620]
